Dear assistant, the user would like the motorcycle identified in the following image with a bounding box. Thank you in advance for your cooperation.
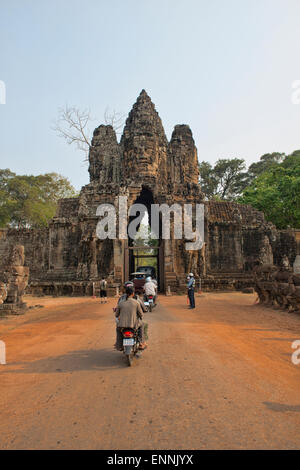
[121,327,141,366]
[144,294,155,312]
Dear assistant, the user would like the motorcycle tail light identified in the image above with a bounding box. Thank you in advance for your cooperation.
[123,330,134,338]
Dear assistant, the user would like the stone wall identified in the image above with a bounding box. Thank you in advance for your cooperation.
[0,244,29,315]
[0,228,48,281]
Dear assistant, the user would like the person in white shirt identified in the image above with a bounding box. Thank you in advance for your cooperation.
[100,277,107,303]
[143,277,157,304]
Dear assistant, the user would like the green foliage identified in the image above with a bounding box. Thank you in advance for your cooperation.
[0,170,78,228]
[247,152,285,180]
[199,150,300,229]
[133,223,158,271]
[239,152,300,229]
[199,158,248,200]
[198,161,217,199]
[134,222,159,248]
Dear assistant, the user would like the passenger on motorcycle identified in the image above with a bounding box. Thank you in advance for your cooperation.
[115,286,147,350]
[143,276,157,304]
[114,281,147,351]
[118,281,147,312]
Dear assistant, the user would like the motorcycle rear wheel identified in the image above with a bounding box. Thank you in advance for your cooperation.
[126,354,132,366]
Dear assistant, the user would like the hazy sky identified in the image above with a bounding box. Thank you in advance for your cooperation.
[1,0,300,189]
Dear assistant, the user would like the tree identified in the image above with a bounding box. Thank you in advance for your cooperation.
[134,222,159,249]
[199,158,248,200]
[239,152,300,229]
[282,150,300,169]
[214,158,248,199]
[0,170,77,228]
[247,152,285,181]
[0,169,17,227]
[198,161,218,199]
[133,223,158,271]
[104,107,126,134]
[52,105,93,160]
[53,105,125,160]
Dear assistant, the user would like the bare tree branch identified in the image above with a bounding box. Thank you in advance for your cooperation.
[52,105,126,161]
[52,105,93,161]
[104,107,126,133]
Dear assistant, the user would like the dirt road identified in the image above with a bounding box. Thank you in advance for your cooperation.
[0,293,299,450]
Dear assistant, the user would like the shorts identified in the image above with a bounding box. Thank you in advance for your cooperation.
[100,290,107,298]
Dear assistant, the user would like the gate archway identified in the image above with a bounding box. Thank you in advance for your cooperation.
[124,187,165,292]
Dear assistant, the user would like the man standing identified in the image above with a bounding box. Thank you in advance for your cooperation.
[100,277,107,304]
[187,273,195,309]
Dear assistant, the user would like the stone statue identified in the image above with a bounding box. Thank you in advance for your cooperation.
[258,236,273,266]
[0,282,7,304]
[282,254,290,270]
[0,244,29,315]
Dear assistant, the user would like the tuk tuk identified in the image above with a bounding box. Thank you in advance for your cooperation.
[130,272,147,295]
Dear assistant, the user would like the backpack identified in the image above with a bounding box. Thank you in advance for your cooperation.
[100,280,107,289]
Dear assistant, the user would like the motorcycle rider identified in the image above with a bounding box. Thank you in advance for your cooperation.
[114,281,147,350]
[115,285,147,350]
[118,281,147,312]
[143,276,157,305]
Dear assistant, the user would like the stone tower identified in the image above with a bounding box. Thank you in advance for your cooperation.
[121,89,169,185]
[87,89,200,196]
[76,89,204,289]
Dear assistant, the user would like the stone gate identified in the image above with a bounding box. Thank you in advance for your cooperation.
[0,90,298,295]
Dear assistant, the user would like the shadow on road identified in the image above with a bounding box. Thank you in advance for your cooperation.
[242,328,282,332]
[263,402,300,413]
[0,348,127,374]
[261,337,298,342]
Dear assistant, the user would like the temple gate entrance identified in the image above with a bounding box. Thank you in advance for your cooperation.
[124,242,165,292]
[123,187,165,292]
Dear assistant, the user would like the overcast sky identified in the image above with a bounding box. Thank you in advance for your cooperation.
[1,0,300,189]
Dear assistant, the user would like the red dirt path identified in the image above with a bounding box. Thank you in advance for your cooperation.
[0,292,299,449]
